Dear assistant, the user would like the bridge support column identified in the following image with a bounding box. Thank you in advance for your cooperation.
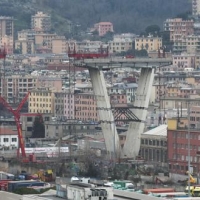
[89,68,120,156]
[122,68,154,159]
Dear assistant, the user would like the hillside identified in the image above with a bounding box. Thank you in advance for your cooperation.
[0,0,192,37]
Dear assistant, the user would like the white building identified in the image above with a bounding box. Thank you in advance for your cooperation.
[67,183,113,200]
[192,0,200,16]
[0,127,18,149]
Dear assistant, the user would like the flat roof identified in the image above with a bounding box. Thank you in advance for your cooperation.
[142,124,167,137]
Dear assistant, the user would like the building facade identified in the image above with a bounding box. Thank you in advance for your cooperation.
[135,37,162,52]
[192,0,200,16]
[164,18,194,42]
[167,117,200,174]
[31,12,51,32]
[93,22,114,36]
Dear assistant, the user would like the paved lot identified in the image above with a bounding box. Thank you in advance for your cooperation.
[0,191,22,200]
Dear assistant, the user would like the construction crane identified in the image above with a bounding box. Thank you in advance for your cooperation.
[0,92,30,158]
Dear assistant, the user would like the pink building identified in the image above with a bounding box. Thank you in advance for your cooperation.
[173,54,196,69]
[94,22,114,36]
[164,18,194,42]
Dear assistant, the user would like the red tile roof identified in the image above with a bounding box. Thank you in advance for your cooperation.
[0,127,17,135]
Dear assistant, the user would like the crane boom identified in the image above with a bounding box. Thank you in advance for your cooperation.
[0,92,30,158]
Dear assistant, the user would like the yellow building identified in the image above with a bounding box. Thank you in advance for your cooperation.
[135,36,162,52]
[29,88,55,114]
[109,38,133,53]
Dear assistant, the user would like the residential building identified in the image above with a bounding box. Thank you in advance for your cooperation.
[164,18,194,42]
[109,38,133,54]
[0,16,14,53]
[15,40,35,54]
[167,117,200,174]
[1,35,13,54]
[31,12,51,32]
[52,36,67,54]
[135,36,162,52]
[0,127,18,149]
[0,75,37,103]
[192,0,200,16]
[93,22,114,37]
[28,88,55,114]
[34,33,57,53]
[190,105,200,128]
[173,53,196,69]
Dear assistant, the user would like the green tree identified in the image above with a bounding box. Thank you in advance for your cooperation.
[145,25,160,37]
[32,116,45,138]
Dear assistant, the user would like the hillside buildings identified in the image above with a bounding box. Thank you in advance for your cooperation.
[192,0,200,16]
[0,16,14,54]
[31,12,51,32]
[164,18,194,42]
[92,22,114,36]
[135,36,162,52]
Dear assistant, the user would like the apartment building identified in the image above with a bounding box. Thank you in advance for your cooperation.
[75,93,98,122]
[0,16,14,54]
[0,75,37,103]
[135,36,162,52]
[109,38,133,54]
[15,40,35,54]
[29,88,55,114]
[52,36,67,54]
[164,18,194,42]
[173,53,196,69]
[167,117,200,174]
[31,12,51,32]
[192,0,200,16]
[93,22,114,36]
[34,33,57,52]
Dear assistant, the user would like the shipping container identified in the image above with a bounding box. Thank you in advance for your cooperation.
[143,188,175,194]
[8,180,45,192]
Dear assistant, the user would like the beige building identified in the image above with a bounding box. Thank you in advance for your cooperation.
[52,36,67,54]
[109,38,133,53]
[173,35,200,54]
[164,18,194,42]
[2,35,13,54]
[31,12,51,32]
[0,16,14,53]
[15,40,35,54]
[29,88,55,114]
[34,33,57,52]
[135,36,162,52]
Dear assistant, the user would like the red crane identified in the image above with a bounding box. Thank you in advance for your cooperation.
[0,92,30,158]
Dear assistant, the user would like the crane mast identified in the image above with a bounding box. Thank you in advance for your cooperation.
[0,92,30,158]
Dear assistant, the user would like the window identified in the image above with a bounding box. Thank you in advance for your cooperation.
[12,138,17,142]
[3,138,9,142]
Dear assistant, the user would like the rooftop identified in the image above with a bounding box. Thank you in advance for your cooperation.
[142,124,167,137]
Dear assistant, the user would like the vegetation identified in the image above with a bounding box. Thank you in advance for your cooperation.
[13,186,56,195]
[0,0,190,39]
[32,116,45,138]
